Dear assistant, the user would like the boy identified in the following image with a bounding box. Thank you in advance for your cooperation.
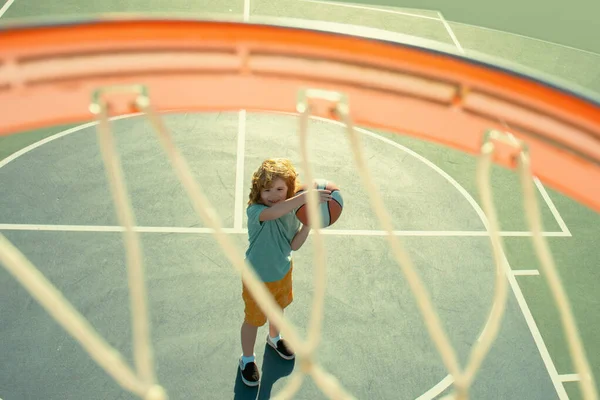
[240,158,331,387]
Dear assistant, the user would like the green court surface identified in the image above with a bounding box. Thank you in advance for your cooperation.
[328,0,600,55]
[1,1,599,400]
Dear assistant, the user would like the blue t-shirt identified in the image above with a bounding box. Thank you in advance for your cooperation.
[245,204,301,282]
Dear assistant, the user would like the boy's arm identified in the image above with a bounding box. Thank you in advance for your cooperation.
[259,192,306,221]
[290,224,311,251]
[259,189,332,222]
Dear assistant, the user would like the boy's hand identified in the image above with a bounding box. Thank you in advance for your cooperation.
[303,189,332,204]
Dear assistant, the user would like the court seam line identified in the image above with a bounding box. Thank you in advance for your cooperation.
[437,12,465,54]
[297,0,442,21]
[0,0,16,18]
[233,110,246,230]
[0,224,572,237]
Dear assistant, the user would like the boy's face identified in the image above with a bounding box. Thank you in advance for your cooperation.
[260,177,288,207]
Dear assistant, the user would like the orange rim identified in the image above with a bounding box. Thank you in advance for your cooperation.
[1,17,599,211]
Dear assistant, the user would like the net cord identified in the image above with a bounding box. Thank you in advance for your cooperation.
[92,93,157,387]
[518,148,598,399]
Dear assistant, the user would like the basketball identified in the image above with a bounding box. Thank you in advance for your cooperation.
[295,178,343,228]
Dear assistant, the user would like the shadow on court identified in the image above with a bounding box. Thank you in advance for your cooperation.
[233,345,296,400]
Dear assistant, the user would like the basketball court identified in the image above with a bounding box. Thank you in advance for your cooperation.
[1,1,599,400]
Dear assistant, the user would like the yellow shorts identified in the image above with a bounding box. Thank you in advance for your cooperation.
[242,263,293,327]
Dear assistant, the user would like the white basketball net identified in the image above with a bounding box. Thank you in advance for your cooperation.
[0,85,597,400]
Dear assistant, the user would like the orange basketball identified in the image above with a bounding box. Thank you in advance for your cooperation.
[295,179,343,228]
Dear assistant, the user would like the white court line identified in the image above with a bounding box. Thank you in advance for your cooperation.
[298,0,442,21]
[321,230,571,237]
[512,269,540,276]
[476,254,568,399]
[450,20,600,58]
[0,224,571,237]
[0,0,16,18]
[243,0,250,21]
[1,111,571,241]
[351,123,572,239]
[534,177,571,236]
[0,106,571,397]
[0,113,144,169]
[0,224,245,234]
[415,374,453,400]
[507,271,568,399]
[559,373,580,382]
[351,105,565,396]
[437,11,465,54]
[233,110,246,230]
[498,120,571,236]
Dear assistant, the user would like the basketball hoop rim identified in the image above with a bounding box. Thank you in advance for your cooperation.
[1,14,599,212]
[2,13,599,108]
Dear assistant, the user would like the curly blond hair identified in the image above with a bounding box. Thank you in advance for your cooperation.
[248,158,301,205]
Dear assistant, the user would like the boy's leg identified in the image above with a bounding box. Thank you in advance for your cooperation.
[241,321,259,357]
[266,267,295,360]
[239,321,260,387]
[241,280,268,349]
[268,264,293,339]
[268,315,280,339]
[266,312,295,360]
[239,288,265,387]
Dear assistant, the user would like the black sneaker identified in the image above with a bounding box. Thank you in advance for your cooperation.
[266,335,295,360]
[239,358,260,387]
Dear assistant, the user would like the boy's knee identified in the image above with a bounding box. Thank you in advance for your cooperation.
[245,313,267,327]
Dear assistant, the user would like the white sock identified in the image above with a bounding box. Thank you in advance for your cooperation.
[241,354,255,368]
[269,334,281,345]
